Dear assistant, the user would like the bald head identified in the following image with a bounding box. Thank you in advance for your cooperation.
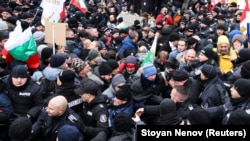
[185,49,197,63]
[47,95,68,117]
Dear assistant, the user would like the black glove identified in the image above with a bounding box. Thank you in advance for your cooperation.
[79,123,86,133]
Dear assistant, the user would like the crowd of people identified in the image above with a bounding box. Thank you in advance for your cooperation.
[1,0,250,141]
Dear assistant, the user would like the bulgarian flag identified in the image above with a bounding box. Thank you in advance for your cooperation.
[141,35,157,67]
[240,0,250,36]
[1,21,40,69]
[71,0,88,14]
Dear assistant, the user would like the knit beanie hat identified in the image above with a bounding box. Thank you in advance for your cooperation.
[172,69,189,81]
[37,44,48,55]
[58,70,75,83]
[50,54,66,68]
[0,32,9,41]
[201,17,210,25]
[229,30,242,41]
[237,48,250,63]
[8,117,32,140]
[57,125,82,141]
[106,59,119,70]
[0,20,8,31]
[115,85,131,101]
[2,7,12,15]
[217,35,229,45]
[216,24,226,30]
[200,47,214,59]
[142,63,157,77]
[71,58,87,73]
[233,78,250,98]
[74,78,99,95]
[11,65,29,78]
[99,62,113,75]
[232,34,244,43]
[41,47,53,60]
[125,55,137,66]
[87,49,100,61]
[168,32,180,42]
[165,57,180,69]
[113,112,134,132]
[201,64,217,79]
[158,98,182,125]
[33,31,45,42]
[188,107,211,125]
[111,74,126,87]
[241,60,250,78]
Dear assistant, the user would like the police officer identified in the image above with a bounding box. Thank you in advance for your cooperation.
[74,78,109,141]
[32,95,83,141]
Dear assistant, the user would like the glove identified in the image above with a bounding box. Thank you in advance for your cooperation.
[222,101,231,112]
[79,123,86,133]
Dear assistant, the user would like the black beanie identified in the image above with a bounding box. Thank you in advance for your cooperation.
[201,64,217,79]
[165,57,180,69]
[11,65,29,78]
[8,117,32,140]
[158,98,182,125]
[50,54,66,68]
[99,62,113,75]
[172,69,189,81]
[200,47,214,59]
[113,112,134,132]
[238,48,250,62]
[106,59,119,70]
[201,17,210,25]
[241,60,250,78]
[188,107,211,125]
[41,47,53,60]
[233,78,250,98]
[59,70,75,83]
[115,85,131,101]
[168,32,180,42]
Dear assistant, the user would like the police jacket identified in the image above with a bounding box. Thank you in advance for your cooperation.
[81,94,109,139]
[4,76,43,120]
[32,107,83,141]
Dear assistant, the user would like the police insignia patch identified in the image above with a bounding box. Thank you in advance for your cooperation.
[100,114,107,122]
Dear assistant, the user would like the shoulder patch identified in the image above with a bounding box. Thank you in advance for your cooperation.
[68,114,77,123]
[99,114,107,123]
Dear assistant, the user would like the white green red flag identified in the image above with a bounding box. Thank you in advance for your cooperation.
[71,0,88,14]
[1,21,40,68]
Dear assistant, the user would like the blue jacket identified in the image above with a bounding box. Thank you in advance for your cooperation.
[117,36,137,56]
[108,99,134,129]
[0,91,13,117]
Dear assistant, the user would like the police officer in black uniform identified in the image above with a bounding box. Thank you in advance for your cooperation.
[74,78,109,141]
[32,95,84,141]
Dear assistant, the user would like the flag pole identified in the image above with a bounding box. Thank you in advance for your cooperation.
[29,7,41,27]
[52,25,55,54]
